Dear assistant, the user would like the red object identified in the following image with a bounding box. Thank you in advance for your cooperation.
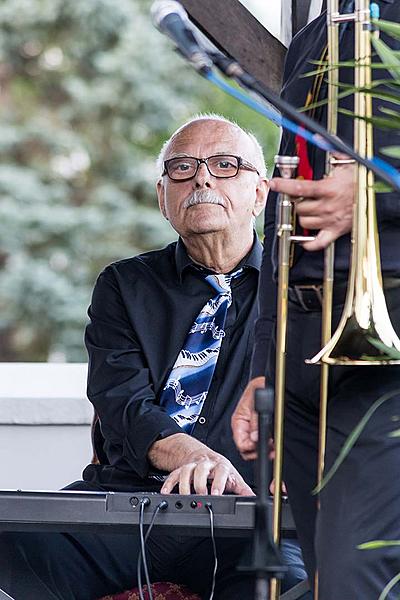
[295,129,314,236]
[295,131,313,181]
[98,582,201,600]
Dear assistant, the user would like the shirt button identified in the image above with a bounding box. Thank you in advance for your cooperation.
[198,416,206,425]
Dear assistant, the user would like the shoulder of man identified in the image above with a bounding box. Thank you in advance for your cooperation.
[289,10,326,51]
[103,241,177,277]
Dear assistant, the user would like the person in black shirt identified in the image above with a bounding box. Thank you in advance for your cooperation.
[0,115,309,600]
[232,2,400,599]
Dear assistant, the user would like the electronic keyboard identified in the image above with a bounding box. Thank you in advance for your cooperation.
[0,490,295,537]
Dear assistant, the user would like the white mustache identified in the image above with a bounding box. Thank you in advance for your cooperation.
[183,190,226,208]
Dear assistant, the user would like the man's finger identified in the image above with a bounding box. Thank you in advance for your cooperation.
[193,461,213,495]
[302,229,336,251]
[178,463,195,495]
[161,470,180,494]
[237,439,258,455]
[269,177,324,199]
[240,449,258,461]
[226,474,255,496]
[234,433,257,454]
[232,419,252,450]
[298,216,324,230]
[209,461,230,495]
[295,199,324,217]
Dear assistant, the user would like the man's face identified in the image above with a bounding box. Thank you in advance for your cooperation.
[156,120,267,238]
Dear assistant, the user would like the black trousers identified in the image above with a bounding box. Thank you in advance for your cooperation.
[268,287,400,600]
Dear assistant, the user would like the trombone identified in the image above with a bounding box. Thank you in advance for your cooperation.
[270,2,400,599]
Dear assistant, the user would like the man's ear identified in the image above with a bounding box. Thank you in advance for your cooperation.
[252,177,269,217]
[156,179,168,220]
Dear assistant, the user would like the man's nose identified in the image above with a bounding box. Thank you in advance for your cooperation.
[193,162,213,189]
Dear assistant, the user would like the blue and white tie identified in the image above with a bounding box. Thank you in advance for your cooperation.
[160,269,243,433]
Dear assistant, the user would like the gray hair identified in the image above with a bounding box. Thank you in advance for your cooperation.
[157,113,267,178]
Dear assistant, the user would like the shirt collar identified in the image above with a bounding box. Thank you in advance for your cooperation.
[175,232,262,282]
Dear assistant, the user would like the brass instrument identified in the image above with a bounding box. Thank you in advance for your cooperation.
[270,2,400,600]
[268,155,297,600]
[309,0,400,367]
[270,156,311,600]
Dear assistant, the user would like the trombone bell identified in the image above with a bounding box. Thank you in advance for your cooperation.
[308,280,400,365]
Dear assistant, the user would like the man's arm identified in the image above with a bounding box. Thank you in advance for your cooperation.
[149,433,254,496]
[85,265,182,478]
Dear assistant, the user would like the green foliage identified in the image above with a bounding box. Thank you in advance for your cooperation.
[359,540,400,550]
[0,0,278,361]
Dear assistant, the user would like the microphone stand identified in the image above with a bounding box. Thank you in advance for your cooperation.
[239,387,287,600]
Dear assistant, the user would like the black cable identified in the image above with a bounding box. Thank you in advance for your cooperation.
[137,498,153,600]
[205,503,218,600]
[137,499,169,600]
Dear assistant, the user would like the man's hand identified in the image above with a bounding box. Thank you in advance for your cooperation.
[231,376,265,461]
[269,157,355,252]
[160,449,254,496]
[148,432,254,496]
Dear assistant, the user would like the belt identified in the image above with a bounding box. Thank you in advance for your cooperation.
[288,277,400,312]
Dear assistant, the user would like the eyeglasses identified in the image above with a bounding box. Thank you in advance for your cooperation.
[162,154,260,182]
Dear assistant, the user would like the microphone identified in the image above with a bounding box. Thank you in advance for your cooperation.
[151,0,212,73]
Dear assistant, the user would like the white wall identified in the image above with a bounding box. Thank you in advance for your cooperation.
[239,0,282,40]
[239,0,324,46]
[0,363,93,491]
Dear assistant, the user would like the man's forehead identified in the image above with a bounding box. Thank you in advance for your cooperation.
[166,120,252,157]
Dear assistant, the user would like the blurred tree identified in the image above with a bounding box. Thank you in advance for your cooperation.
[0,0,278,361]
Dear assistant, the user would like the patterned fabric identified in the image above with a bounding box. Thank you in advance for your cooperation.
[160,269,243,432]
[98,582,200,600]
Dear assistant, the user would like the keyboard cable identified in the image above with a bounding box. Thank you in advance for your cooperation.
[137,498,168,600]
[205,503,218,600]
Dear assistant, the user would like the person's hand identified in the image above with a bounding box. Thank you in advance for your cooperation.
[160,449,254,496]
[269,479,287,496]
[231,376,265,461]
[269,155,355,251]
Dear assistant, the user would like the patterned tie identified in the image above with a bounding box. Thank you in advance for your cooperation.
[160,268,243,433]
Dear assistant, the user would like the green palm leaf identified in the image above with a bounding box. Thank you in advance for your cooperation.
[372,37,400,80]
[374,19,400,41]
[359,540,400,550]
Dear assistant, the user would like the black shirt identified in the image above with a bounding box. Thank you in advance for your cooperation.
[84,237,261,490]
[252,0,400,377]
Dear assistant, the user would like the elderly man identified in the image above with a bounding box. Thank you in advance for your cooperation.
[0,115,278,600]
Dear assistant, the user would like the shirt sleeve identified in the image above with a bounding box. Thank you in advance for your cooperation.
[85,265,182,478]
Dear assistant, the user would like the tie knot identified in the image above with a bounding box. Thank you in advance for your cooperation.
[205,268,243,294]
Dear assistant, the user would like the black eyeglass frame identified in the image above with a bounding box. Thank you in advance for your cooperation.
[162,154,260,182]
